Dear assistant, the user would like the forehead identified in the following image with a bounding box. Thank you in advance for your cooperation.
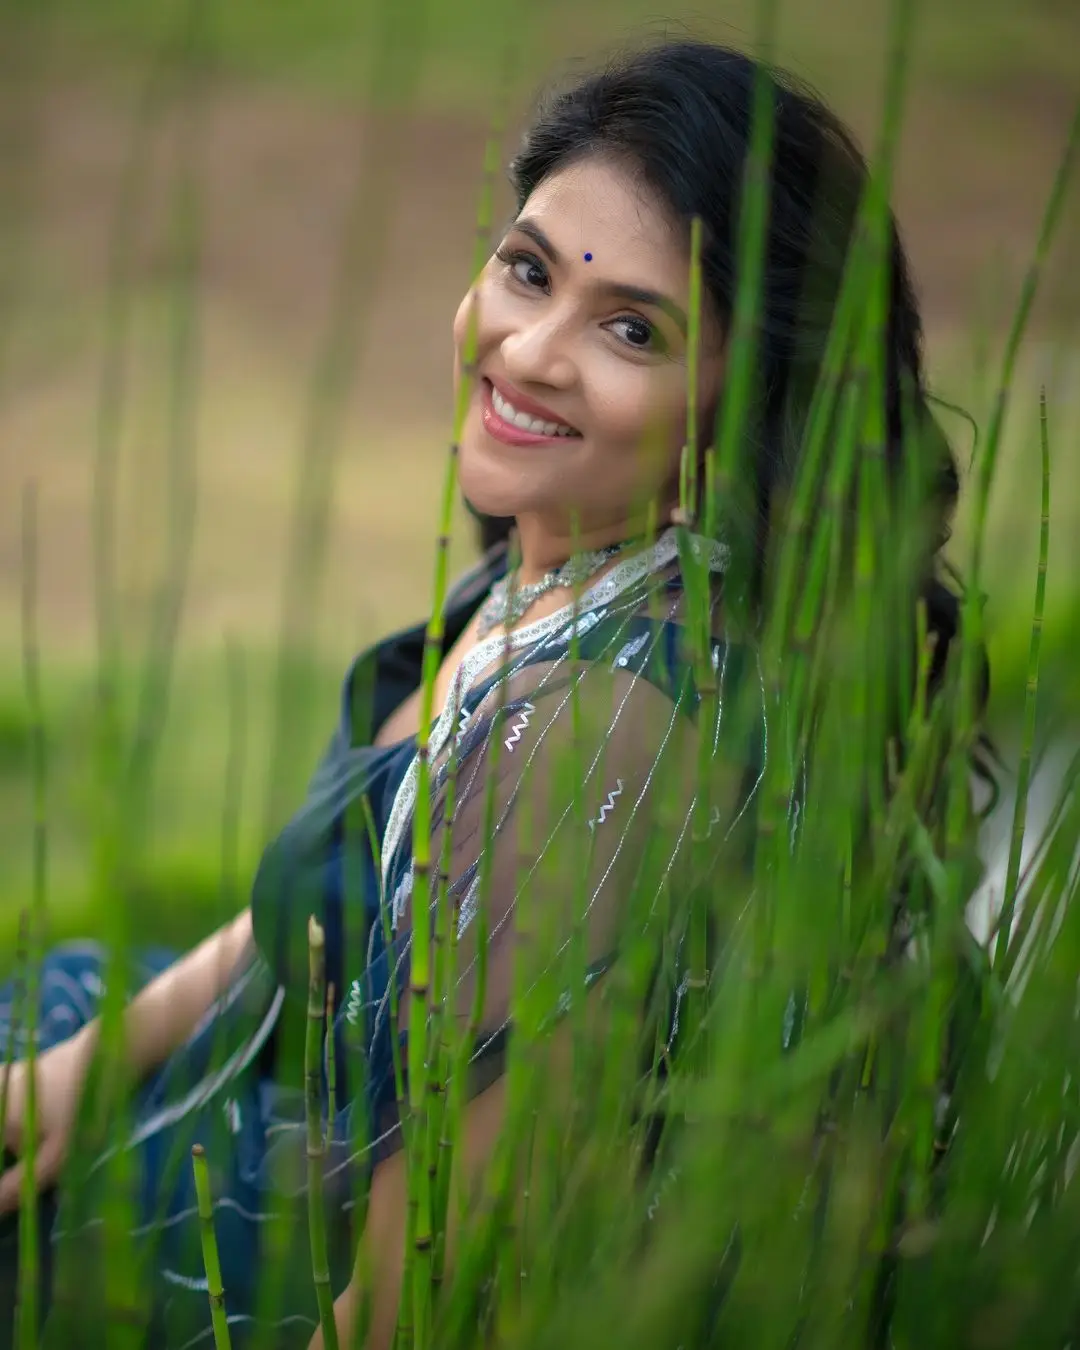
[518,156,687,286]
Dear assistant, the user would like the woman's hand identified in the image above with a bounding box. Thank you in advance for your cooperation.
[0,910,254,1219]
[0,1029,93,1215]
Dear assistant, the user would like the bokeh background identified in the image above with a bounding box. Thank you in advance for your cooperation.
[0,0,1078,947]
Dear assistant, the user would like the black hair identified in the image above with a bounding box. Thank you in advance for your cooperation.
[471,38,987,716]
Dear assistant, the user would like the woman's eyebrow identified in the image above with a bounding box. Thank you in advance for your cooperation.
[593,281,688,335]
[513,217,560,261]
[510,216,688,335]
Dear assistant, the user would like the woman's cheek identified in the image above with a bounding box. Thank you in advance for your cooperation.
[626,395,690,495]
[452,286,478,359]
[613,380,684,459]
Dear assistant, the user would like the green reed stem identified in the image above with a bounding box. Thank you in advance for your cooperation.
[191,1144,233,1350]
[126,0,204,794]
[710,0,776,551]
[219,639,248,916]
[492,749,548,1344]
[964,104,1079,592]
[326,981,338,1134]
[16,483,47,1350]
[684,216,704,520]
[850,216,891,843]
[105,12,215,1335]
[765,0,912,677]
[999,749,1080,994]
[68,17,197,1339]
[110,630,252,1322]
[86,36,171,1331]
[756,0,916,1001]
[336,852,374,1350]
[252,14,432,1346]
[995,388,1051,976]
[676,217,715,1079]
[404,75,507,1348]
[563,513,593,1106]
[0,911,29,1174]
[360,794,409,1150]
[306,916,339,1350]
[264,0,432,833]
[405,348,463,1350]
[795,375,864,721]
[436,620,516,1260]
[92,31,174,701]
[429,746,464,1288]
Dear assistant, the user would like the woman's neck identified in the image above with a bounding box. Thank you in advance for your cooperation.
[512,511,664,586]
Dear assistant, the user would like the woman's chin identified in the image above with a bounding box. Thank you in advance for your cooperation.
[458,486,524,523]
[458,442,530,521]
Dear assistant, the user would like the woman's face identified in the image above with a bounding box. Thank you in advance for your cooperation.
[453,155,725,540]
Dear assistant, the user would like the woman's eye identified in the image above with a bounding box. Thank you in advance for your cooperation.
[514,257,548,289]
[496,247,548,291]
[608,316,662,352]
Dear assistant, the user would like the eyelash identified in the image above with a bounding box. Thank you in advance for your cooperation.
[493,245,664,354]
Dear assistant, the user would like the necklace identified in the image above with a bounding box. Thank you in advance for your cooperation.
[476,541,626,639]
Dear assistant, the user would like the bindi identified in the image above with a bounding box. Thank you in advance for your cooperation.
[583,252,593,262]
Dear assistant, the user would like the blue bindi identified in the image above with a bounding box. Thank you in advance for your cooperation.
[583,251,593,262]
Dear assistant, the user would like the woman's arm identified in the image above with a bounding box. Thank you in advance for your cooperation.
[313,989,605,1350]
[71,908,255,1075]
[311,1076,508,1350]
[0,909,256,1213]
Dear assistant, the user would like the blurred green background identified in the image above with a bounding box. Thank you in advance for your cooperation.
[0,0,1077,950]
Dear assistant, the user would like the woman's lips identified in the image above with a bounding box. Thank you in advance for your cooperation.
[479,379,581,448]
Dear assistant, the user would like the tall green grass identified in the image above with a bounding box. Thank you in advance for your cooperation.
[3,0,1080,1346]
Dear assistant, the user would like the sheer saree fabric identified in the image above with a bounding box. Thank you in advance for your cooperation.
[0,530,768,1348]
[328,529,768,1159]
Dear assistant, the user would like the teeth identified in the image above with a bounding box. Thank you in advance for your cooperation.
[491,386,576,437]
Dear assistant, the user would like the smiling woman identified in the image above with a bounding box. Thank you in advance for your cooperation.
[0,38,984,1350]
[454,156,724,573]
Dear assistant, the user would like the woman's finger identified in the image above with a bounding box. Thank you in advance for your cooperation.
[0,1133,63,1216]
[0,1159,26,1216]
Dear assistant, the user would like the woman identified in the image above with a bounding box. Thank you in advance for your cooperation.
[0,39,974,1350]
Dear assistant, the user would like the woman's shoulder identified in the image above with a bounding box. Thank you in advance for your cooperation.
[502,570,756,720]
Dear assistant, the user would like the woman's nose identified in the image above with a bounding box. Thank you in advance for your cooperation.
[501,316,576,390]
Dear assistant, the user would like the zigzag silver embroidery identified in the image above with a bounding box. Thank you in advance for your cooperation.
[457,706,472,743]
[587,777,624,831]
[613,633,650,668]
[345,979,364,1026]
[504,701,535,752]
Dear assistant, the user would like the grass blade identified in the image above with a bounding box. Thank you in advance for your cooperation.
[307,916,339,1350]
[16,482,48,1350]
[191,1143,233,1350]
[996,387,1052,977]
